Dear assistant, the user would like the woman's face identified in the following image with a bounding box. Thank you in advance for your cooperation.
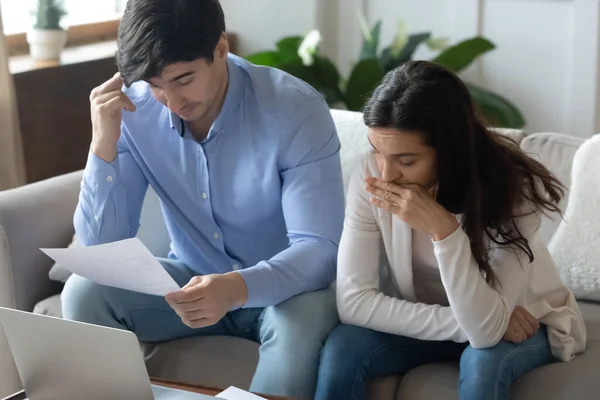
[368,127,438,191]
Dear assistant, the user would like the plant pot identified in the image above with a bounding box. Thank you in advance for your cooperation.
[26,29,67,61]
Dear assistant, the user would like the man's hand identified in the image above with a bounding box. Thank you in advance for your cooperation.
[165,272,248,329]
[503,305,540,343]
[89,73,136,162]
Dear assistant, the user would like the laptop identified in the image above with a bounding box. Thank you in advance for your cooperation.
[0,307,220,400]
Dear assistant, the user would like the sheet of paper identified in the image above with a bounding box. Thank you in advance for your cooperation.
[216,387,267,400]
[40,238,181,296]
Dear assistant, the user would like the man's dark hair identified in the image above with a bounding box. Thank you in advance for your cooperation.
[117,0,226,86]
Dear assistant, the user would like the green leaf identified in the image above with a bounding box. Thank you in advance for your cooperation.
[380,32,430,72]
[246,51,284,67]
[276,36,304,61]
[432,37,495,73]
[346,59,385,111]
[466,82,525,128]
[360,21,382,60]
[278,56,343,106]
[398,33,431,63]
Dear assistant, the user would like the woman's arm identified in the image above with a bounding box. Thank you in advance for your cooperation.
[337,157,467,342]
[434,210,540,348]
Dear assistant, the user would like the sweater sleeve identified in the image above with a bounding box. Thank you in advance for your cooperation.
[336,156,468,342]
[434,208,541,348]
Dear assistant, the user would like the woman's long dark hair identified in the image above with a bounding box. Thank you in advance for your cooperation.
[363,60,564,285]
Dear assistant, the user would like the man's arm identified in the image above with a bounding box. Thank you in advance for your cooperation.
[75,74,148,246]
[74,135,149,246]
[236,97,345,308]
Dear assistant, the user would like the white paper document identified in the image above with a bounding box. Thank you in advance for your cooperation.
[40,238,181,296]
[216,387,267,400]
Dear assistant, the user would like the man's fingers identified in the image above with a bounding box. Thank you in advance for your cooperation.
[94,91,136,113]
[182,276,203,290]
[96,73,124,95]
[166,286,204,304]
[171,299,205,313]
[179,309,207,322]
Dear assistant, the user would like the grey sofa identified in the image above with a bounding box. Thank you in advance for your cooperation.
[1,110,599,399]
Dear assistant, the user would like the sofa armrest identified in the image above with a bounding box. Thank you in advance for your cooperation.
[0,170,82,312]
[0,171,83,398]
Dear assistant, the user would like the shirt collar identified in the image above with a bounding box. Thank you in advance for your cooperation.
[169,55,244,140]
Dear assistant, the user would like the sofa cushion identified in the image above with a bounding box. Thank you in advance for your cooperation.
[330,109,369,193]
[549,134,600,301]
[520,133,585,244]
[491,127,527,144]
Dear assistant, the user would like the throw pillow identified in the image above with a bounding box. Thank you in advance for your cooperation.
[48,234,78,283]
[548,134,600,301]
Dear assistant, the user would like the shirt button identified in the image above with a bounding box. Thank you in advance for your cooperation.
[213,233,219,239]
[94,215,100,222]
[232,263,240,270]
[106,176,113,182]
[202,193,208,199]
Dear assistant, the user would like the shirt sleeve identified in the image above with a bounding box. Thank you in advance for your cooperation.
[336,155,468,342]
[237,97,345,308]
[434,206,541,348]
[74,131,149,246]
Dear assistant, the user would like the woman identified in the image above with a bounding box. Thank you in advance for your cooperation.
[316,61,586,400]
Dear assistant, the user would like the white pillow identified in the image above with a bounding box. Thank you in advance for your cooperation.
[548,134,600,301]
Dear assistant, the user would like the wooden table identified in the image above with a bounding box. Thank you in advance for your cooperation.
[1,378,296,400]
[151,378,296,399]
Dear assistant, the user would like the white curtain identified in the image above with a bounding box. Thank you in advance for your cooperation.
[0,5,25,191]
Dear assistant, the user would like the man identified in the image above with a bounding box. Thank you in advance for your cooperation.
[61,0,344,398]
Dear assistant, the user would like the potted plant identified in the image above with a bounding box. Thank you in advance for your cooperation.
[246,18,525,129]
[27,0,68,61]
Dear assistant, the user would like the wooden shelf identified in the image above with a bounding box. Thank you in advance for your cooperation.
[9,40,117,75]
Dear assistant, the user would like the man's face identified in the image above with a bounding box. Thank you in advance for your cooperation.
[148,36,228,123]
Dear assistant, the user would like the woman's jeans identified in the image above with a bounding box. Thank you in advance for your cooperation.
[316,324,555,400]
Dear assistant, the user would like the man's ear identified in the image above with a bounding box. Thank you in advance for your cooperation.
[215,33,229,59]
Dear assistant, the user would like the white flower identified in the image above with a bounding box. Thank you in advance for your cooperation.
[298,29,322,66]
[390,19,409,58]
[426,37,450,51]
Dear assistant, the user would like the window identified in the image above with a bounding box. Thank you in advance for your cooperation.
[1,0,127,35]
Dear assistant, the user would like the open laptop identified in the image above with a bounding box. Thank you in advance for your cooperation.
[0,307,220,400]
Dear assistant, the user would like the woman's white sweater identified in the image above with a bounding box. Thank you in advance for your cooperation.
[337,153,587,361]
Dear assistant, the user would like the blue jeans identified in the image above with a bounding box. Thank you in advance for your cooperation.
[61,258,339,400]
[316,324,556,400]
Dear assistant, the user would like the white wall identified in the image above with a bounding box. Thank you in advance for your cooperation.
[221,0,320,56]
[339,0,600,137]
[222,0,600,137]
